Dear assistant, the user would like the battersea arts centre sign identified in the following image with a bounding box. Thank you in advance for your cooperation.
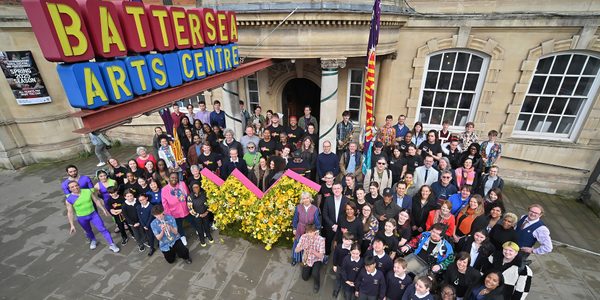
[22,0,240,109]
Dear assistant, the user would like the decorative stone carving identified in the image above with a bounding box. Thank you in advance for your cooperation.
[320,58,347,69]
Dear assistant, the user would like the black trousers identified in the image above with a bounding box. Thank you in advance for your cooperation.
[143,227,156,249]
[301,261,323,288]
[113,216,133,240]
[191,215,212,243]
[325,230,335,255]
[129,224,146,247]
[162,239,190,263]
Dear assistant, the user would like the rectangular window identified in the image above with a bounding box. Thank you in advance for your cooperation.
[245,73,260,111]
[418,51,489,127]
[347,68,364,123]
[515,54,600,139]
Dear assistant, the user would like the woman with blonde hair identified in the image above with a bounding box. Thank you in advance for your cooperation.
[489,213,518,252]
[291,191,321,266]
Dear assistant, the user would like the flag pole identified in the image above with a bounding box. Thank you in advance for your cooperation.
[362,0,381,174]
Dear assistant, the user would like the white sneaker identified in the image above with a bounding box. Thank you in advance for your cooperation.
[97,162,106,167]
[109,244,120,253]
[89,240,97,250]
[181,236,187,246]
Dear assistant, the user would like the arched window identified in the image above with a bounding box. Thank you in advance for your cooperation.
[515,53,600,139]
[417,50,489,127]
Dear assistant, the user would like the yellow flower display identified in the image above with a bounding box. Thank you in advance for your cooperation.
[204,175,258,229]
[202,173,317,250]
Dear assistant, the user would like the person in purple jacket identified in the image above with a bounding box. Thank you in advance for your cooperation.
[61,165,93,195]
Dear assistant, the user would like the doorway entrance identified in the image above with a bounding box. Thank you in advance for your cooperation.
[282,78,320,126]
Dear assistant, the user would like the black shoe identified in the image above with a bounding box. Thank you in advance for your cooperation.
[148,248,155,256]
[291,261,297,266]
[121,237,128,246]
[332,289,339,298]
[138,245,145,252]
[313,285,320,293]
[185,258,193,264]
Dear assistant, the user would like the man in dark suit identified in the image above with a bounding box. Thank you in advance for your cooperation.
[392,181,412,211]
[322,183,348,257]
[220,148,248,179]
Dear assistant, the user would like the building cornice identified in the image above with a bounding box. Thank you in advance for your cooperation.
[236,11,406,28]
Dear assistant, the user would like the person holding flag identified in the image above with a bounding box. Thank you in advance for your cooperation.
[158,105,186,180]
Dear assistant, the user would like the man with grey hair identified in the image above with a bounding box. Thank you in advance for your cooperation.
[219,128,244,157]
[339,141,363,183]
[413,155,439,189]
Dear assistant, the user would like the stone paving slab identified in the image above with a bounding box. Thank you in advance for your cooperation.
[0,146,599,300]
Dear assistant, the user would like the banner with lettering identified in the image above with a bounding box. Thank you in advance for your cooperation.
[0,51,52,105]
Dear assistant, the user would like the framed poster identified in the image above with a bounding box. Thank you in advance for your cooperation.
[0,51,52,105]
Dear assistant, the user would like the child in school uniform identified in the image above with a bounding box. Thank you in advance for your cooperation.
[136,193,155,256]
[332,232,355,298]
[123,190,146,252]
[106,186,133,245]
[386,258,413,300]
[401,276,434,300]
[340,243,364,300]
[375,218,399,259]
[370,238,394,275]
[295,224,326,293]
[355,256,386,300]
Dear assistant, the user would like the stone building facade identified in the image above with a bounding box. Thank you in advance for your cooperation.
[0,0,599,206]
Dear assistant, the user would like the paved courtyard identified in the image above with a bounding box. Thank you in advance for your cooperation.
[0,146,599,300]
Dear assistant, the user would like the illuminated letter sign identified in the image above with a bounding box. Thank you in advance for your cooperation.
[23,0,95,62]
[23,0,242,110]
[79,0,127,58]
[114,1,155,53]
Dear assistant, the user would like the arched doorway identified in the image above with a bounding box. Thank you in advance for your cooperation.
[282,78,320,126]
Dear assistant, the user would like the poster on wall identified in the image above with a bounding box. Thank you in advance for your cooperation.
[0,51,51,105]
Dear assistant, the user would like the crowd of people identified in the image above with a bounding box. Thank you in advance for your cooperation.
[63,100,553,299]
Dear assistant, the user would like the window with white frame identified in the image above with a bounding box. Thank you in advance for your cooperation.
[515,53,600,139]
[418,51,489,126]
[347,69,364,123]
[245,73,260,111]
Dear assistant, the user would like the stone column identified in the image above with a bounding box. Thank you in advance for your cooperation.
[221,81,243,140]
[318,58,346,153]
